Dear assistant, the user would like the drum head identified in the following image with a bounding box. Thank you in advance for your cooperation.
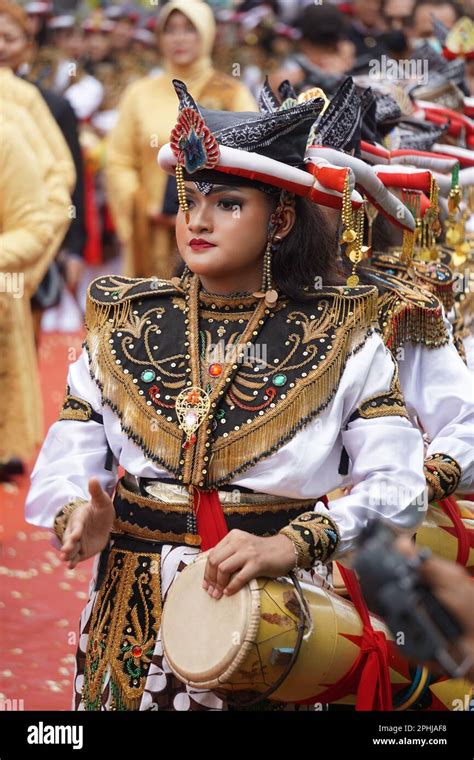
[161,552,261,688]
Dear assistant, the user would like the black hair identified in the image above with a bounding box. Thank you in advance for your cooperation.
[371,213,402,250]
[296,4,350,47]
[270,195,344,300]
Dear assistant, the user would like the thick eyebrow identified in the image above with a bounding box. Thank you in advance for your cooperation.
[185,184,245,196]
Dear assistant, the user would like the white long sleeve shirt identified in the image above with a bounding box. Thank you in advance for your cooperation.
[25,331,426,560]
[397,338,474,492]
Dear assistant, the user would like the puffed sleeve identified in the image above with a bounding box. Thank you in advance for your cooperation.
[280,333,426,567]
[397,340,474,492]
[25,348,118,530]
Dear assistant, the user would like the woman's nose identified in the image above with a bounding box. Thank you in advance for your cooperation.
[188,204,213,233]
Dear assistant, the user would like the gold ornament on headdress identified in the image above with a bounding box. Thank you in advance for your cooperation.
[444,17,474,60]
[400,191,420,265]
[445,164,468,266]
[340,173,364,286]
[298,87,330,113]
[170,107,220,224]
[420,175,441,261]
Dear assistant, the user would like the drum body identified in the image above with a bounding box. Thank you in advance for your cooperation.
[416,499,474,567]
[161,553,471,709]
[162,553,391,703]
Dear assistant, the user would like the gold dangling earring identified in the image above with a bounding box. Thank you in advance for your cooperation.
[253,190,294,306]
[340,173,357,246]
[264,235,280,306]
[171,162,191,288]
[253,235,280,306]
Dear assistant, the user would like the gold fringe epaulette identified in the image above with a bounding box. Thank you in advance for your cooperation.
[369,253,456,313]
[359,265,450,353]
[85,275,182,332]
[412,261,456,313]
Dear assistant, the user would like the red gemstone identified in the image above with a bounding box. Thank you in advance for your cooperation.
[209,363,223,377]
[182,434,197,450]
[132,645,143,658]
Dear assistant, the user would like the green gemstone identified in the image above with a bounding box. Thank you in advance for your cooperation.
[141,370,156,383]
[216,409,226,419]
[273,373,287,387]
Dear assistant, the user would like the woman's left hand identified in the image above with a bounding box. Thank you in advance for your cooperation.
[202,530,296,599]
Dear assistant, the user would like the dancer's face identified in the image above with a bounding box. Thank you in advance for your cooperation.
[176,182,290,289]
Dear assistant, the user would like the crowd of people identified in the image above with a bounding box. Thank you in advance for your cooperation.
[0,0,473,714]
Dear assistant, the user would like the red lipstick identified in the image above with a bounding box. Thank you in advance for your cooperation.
[189,238,216,250]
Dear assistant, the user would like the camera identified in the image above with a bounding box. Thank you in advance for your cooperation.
[354,521,465,677]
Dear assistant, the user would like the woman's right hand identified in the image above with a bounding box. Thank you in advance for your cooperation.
[60,478,115,569]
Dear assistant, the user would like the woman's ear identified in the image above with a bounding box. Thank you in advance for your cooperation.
[277,203,296,240]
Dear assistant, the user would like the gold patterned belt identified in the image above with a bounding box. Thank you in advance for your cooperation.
[113,474,317,547]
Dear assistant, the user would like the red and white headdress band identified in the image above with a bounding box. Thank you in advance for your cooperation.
[158,142,364,211]
[306,146,416,231]
[388,149,458,174]
[432,143,474,169]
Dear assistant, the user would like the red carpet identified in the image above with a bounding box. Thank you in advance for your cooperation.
[0,332,95,711]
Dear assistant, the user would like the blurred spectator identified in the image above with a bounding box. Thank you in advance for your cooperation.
[24,1,51,47]
[348,0,387,58]
[27,13,103,122]
[269,4,355,96]
[0,121,53,482]
[411,0,463,49]
[383,0,415,30]
[0,69,74,480]
[105,4,139,56]
[0,1,85,315]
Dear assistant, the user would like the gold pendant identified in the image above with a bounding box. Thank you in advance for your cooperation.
[348,249,363,263]
[264,288,279,306]
[342,229,357,244]
[446,227,461,246]
[175,386,211,448]
[346,274,360,287]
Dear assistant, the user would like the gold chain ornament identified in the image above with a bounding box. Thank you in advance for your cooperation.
[340,174,364,287]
